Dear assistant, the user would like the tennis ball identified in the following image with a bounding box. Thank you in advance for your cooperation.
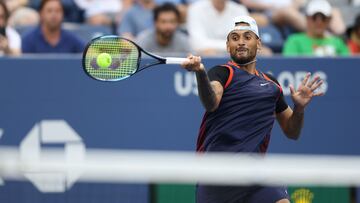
[96,53,112,68]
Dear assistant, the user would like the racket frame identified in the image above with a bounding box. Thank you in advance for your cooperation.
[82,35,187,82]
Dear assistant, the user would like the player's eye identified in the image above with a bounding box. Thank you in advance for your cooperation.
[244,34,252,40]
[231,35,239,41]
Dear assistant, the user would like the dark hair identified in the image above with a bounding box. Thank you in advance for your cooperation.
[153,2,180,22]
[0,1,9,22]
[38,0,63,12]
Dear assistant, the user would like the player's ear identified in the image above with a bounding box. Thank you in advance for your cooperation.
[257,38,262,50]
[256,38,262,52]
[226,40,230,53]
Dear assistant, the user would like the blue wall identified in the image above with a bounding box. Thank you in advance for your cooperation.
[0,56,359,202]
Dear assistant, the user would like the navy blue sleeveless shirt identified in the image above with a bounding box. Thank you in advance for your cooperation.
[197,61,288,153]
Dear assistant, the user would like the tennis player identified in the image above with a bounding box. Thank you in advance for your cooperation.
[181,15,324,203]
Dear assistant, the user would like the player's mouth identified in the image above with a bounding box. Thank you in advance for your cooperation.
[236,48,248,55]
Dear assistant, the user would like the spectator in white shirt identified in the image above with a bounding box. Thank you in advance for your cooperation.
[187,0,249,56]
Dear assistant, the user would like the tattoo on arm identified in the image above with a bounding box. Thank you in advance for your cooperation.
[196,69,223,112]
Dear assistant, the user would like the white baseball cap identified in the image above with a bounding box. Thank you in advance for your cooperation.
[228,15,259,38]
[306,0,332,17]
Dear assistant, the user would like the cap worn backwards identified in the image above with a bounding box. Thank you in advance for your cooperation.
[228,15,259,38]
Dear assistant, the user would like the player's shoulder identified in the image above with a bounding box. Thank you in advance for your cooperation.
[263,72,280,85]
[208,64,231,72]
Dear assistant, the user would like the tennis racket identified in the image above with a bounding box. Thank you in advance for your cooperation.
[82,35,189,81]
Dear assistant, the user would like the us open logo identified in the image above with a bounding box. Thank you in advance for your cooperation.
[173,71,328,97]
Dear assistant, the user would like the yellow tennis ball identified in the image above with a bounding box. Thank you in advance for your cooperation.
[96,53,112,68]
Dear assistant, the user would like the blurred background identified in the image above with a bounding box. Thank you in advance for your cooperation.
[0,0,359,202]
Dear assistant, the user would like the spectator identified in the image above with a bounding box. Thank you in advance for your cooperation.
[347,14,360,55]
[282,0,349,56]
[0,1,21,56]
[152,0,189,28]
[22,0,85,53]
[187,0,249,55]
[74,0,133,26]
[136,3,192,55]
[117,0,155,40]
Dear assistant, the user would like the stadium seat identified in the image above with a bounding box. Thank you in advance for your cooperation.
[259,25,284,53]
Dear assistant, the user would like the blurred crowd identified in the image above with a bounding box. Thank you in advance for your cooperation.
[0,0,359,57]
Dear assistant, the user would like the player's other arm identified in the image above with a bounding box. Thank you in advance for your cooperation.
[276,73,324,140]
[276,106,304,140]
[181,55,223,112]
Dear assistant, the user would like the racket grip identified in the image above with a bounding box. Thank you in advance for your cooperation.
[165,57,190,64]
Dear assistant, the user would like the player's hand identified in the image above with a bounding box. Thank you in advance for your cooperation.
[290,72,324,111]
[181,54,205,73]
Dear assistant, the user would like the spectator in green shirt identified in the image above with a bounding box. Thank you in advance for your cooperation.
[283,0,349,57]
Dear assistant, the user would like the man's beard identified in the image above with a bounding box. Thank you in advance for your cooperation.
[46,22,61,32]
[230,54,256,65]
[159,30,173,40]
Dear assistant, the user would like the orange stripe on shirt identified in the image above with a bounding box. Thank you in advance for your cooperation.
[220,65,234,89]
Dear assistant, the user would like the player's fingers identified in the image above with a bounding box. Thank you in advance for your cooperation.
[302,72,311,86]
[194,56,201,64]
[184,67,193,72]
[182,56,201,72]
[311,80,323,91]
[308,75,320,87]
[313,92,325,97]
[289,84,295,95]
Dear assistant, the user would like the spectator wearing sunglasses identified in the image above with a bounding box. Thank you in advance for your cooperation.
[282,0,349,56]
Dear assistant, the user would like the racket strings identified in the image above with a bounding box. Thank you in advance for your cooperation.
[84,38,139,81]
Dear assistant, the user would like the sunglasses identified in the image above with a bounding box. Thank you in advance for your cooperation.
[310,13,330,22]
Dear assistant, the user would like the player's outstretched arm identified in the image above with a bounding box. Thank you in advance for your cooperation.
[181,54,223,112]
[277,73,324,140]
